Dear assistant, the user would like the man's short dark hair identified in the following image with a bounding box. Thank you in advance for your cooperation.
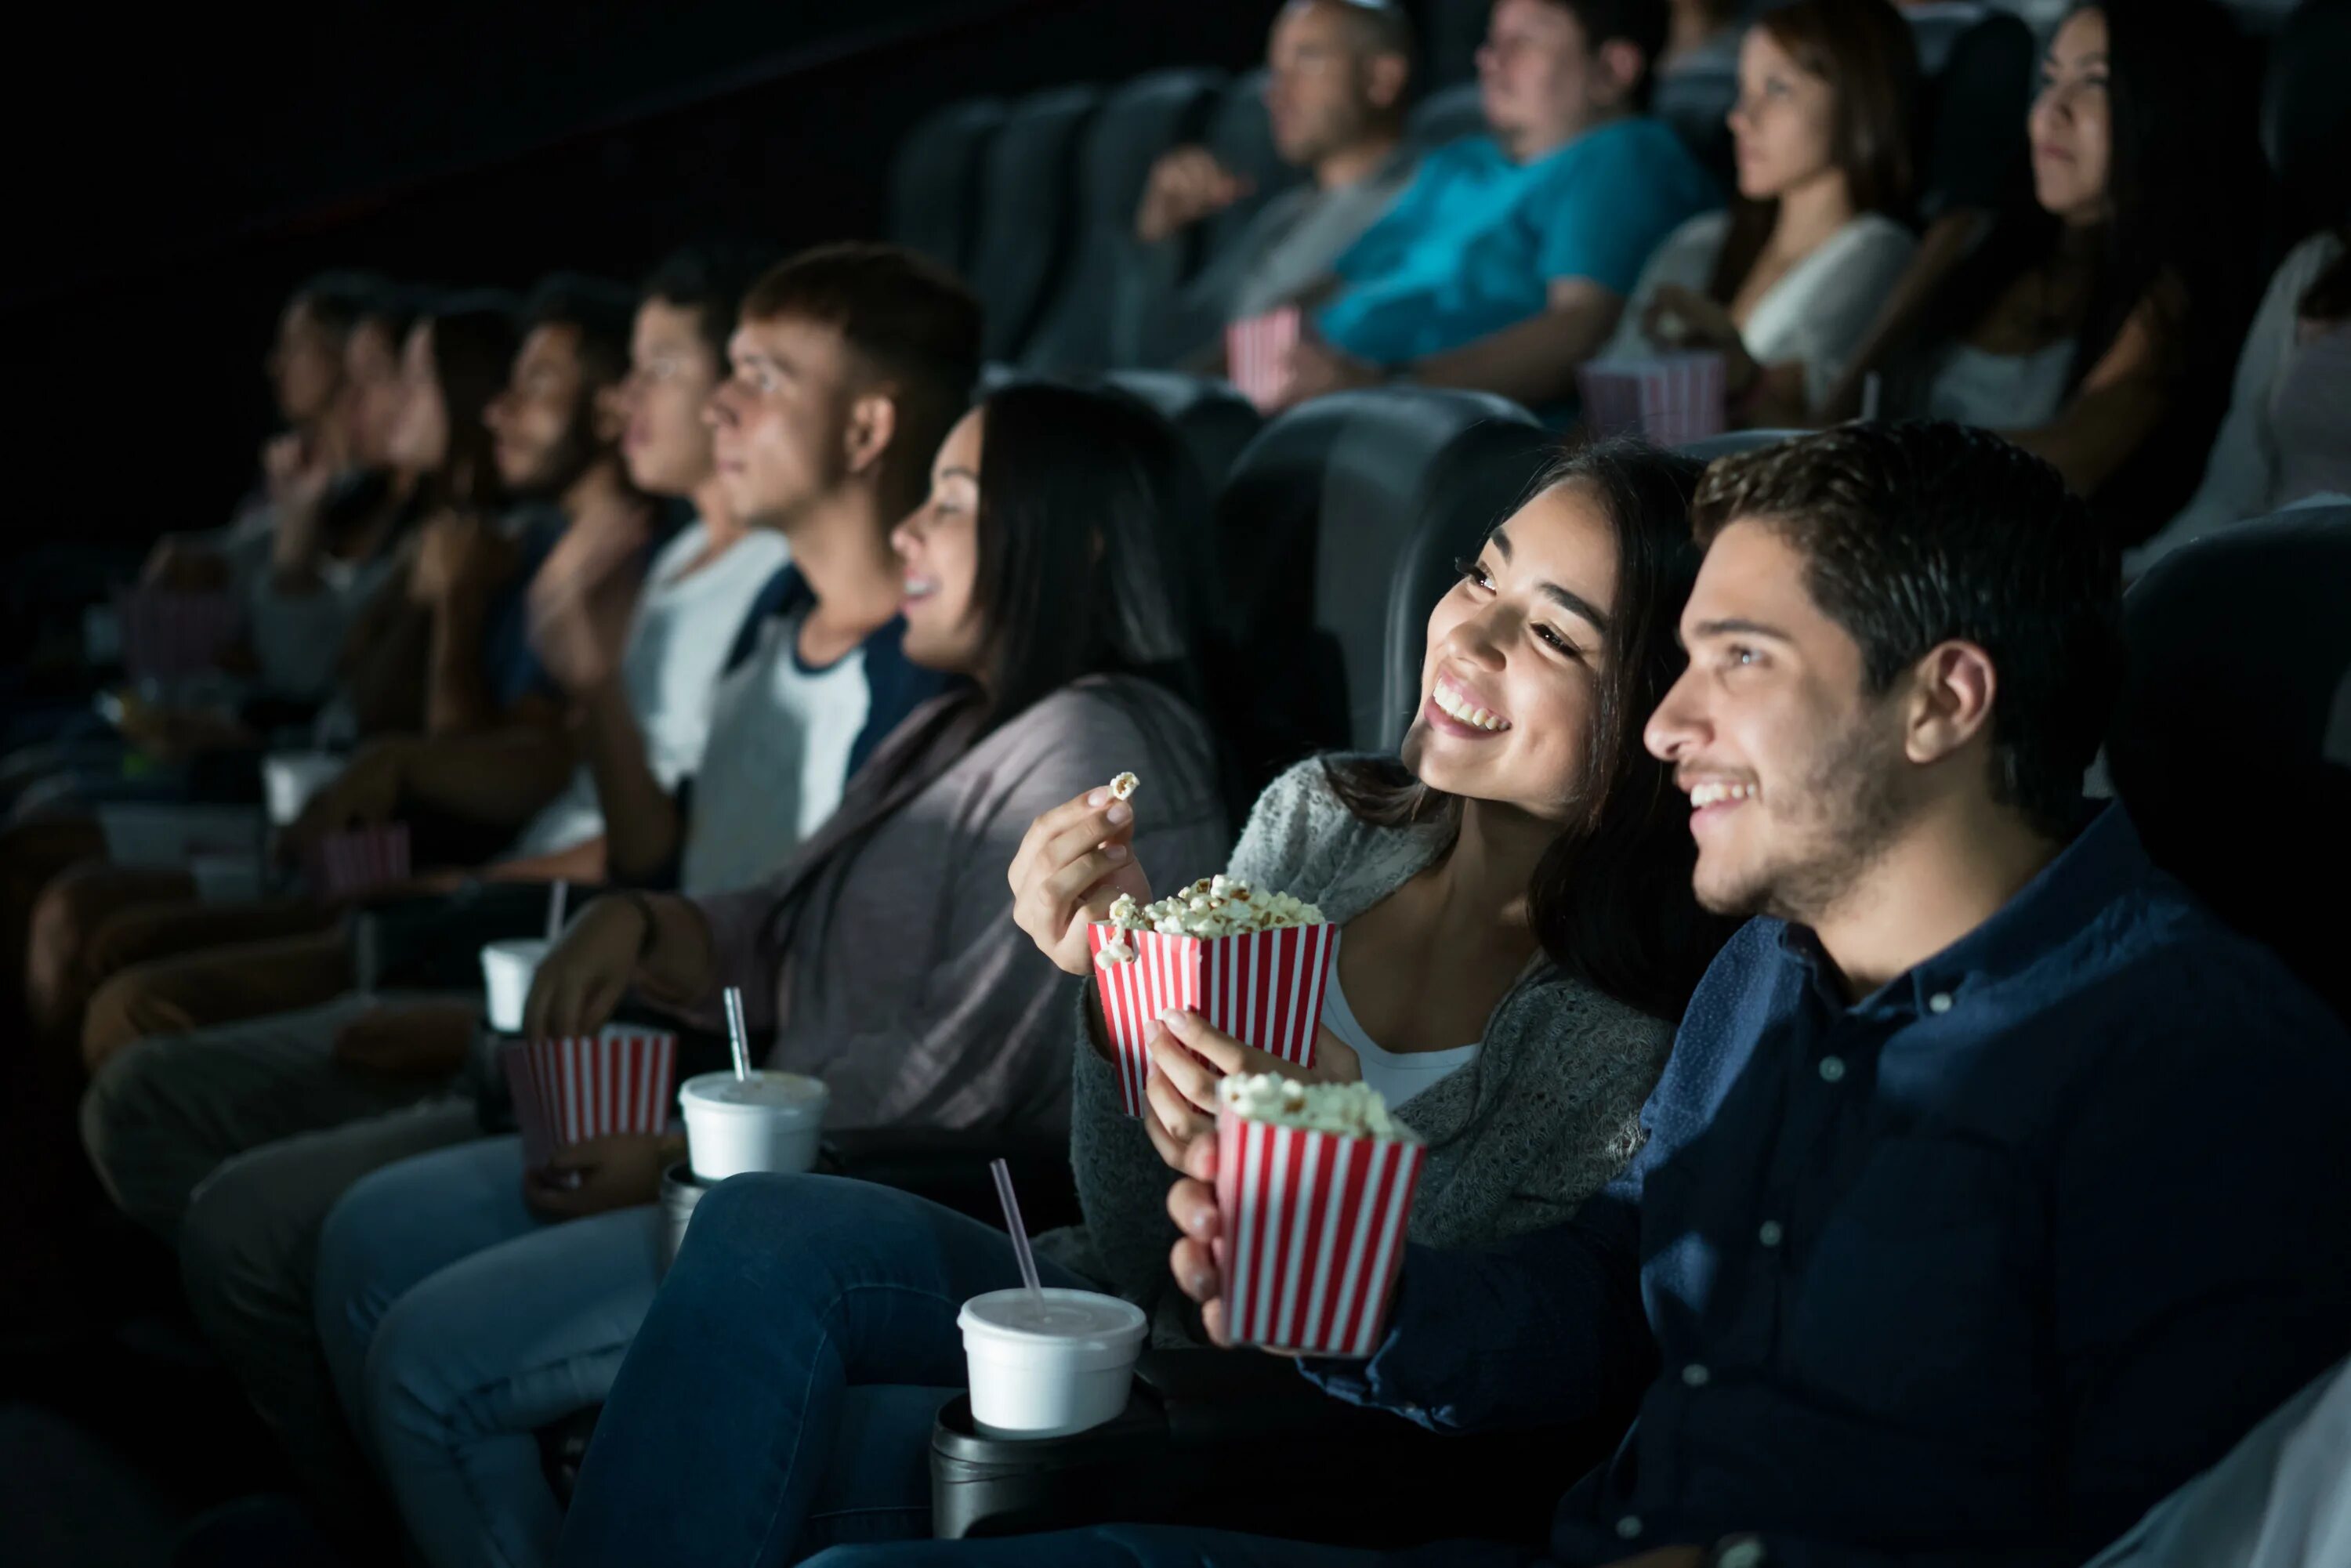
[292,271,393,339]
[1543,0,1670,106]
[520,273,639,392]
[642,242,779,366]
[1692,422,2123,838]
[741,243,985,524]
[1316,0,1418,69]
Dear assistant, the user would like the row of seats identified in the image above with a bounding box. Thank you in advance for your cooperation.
[893,0,2351,375]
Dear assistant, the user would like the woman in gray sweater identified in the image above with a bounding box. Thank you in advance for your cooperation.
[555,440,1736,1566]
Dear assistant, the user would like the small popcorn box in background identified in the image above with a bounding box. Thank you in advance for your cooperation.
[1226,305,1302,412]
[1577,351,1727,449]
[113,588,246,682]
[499,1027,680,1168]
[1214,1092,1425,1357]
[1089,920,1339,1117]
[305,822,411,903]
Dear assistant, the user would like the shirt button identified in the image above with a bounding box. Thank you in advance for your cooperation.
[1758,1219,1784,1248]
[1818,1055,1847,1083]
[1928,991,1954,1014]
[1682,1363,1712,1387]
[1615,1515,1643,1540]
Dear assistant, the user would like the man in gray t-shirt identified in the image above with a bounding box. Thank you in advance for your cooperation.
[1118,0,1420,369]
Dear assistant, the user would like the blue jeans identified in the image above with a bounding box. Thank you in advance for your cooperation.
[555,1172,1090,1567]
[313,1135,663,1568]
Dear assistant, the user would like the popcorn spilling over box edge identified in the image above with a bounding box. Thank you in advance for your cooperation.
[1089,819,1339,1114]
[1215,1073,1425,1356]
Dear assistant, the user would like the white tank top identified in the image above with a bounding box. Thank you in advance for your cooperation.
[1318,958,1482,1114]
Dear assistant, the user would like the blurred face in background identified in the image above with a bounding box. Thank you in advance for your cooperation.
[383,321,451,477]
[266,295,345,429]
[705,313,855,531]
[340,319,408,470]
[2030,8,2113,226]
[618,299,722,498]
[1727,25,1839,203]
[1477,0,1639,161]
[891,407,986,673]
[1404,480,1617,823]
[1263,0,1407,166]
[484,323,596,495]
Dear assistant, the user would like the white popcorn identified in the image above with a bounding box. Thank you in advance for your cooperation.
[1217,1074,1416,1143]
[1108,771,1140,802]
[1108,875,1326,942]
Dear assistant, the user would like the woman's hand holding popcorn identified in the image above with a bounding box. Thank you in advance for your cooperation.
[1140,1010,1360,1170]
[1009,783,1154,978]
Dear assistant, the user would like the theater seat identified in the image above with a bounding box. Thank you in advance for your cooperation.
[889,97,1007,277]
[1918,10,2034,222]
[2105,504,2351,1023]
[1023,71,1224,373]
[967,85,1101,364]
[1654,63,1737,188]
[1100,370,1264,489]
[2262,0,2351,250]
[1198,69,1303,278]
[1675,429,1806,464]
[1407,81,1486,150]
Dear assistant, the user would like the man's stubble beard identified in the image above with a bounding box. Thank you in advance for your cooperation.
[1703,708,1913,928]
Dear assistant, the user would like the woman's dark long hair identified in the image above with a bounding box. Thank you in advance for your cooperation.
[763,382,1225,954]
[413,291,518,512]
[1324,440,1738,1023]
[1708,0,1920,305]
[1904,0,2262,527]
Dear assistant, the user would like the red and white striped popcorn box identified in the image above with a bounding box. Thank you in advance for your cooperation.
[305,822,412,902]
[1088,921,1339,1117]
[1576,351,1727,447]
[500,1027,680,1167]
[1214,1104,1425,1356]
[113,588,245,681]
[1226,305,1302,412]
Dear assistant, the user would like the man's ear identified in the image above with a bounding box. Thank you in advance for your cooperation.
[591,382,629,447]
[1592,39,1646,112]
[1904,641,1998,767]
[842,391,899,479]
[1364,52,1410,112]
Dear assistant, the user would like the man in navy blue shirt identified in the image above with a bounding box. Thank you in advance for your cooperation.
[817,424,2351,1568]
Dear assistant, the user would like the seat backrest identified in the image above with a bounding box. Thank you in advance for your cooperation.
[1200,70,1305,267]
[1407,81,1487,150]
[2263,0,2351,248]
[2106,504,2351,1023]
[1420,0,1489,90]
[888,97,1007,277]
[966,85,1101,364]
[1100,370,1266,490]
[1653,63,1737,189]
[1022,71,1224,373]
[1675,429,1807,464]
[1918,9,2034,220]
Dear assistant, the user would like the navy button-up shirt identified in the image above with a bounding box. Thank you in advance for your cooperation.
[1312,806,2351,1566]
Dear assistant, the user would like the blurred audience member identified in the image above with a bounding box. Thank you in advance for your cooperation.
[77,244,980,1543]
[1119,0,1417,368]
[1596,0,1919,425]
[1878,0,2263,538]
[2130,225,2351,571]
[1281,0,1718,414]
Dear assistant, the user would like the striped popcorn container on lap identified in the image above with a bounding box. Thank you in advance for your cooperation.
[1213,1080,1425,1358]
[499,1027,679,1169]
[1226,305,1302,412]
[1089,920,1339,1117]
[1576,350,1727,447]
[305,822,412,902]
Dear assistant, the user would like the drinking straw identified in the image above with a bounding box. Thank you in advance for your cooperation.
[545,880,567,943]
[989,1157,1045,1302]
[722,986,753,1082]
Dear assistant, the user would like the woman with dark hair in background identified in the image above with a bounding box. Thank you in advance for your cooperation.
[1885,0,2263,539]
[1599,0,1921,427]
[550,439,1734,1567]
[298,382,1232,1568]
[2131,221,2351,569]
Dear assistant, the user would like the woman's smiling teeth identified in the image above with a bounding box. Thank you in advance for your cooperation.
[1688,781,1759,809]
[902,575,938,601]
[1434,676,1510,732]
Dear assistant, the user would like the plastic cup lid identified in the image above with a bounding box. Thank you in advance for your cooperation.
[679,1070,829,1117]
[960,1287,1146,1349]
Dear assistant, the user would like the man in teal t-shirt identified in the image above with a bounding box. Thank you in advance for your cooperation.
[1285,0,1718,414]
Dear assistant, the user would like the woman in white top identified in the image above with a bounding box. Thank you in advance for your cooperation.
[2130,228,2351,570]
[1599,0,1920,425]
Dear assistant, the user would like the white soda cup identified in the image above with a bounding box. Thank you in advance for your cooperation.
[263,751,347,827]
[678,1070,829,1182]
[479,939,550,1034]
[959,1288,1147,1439]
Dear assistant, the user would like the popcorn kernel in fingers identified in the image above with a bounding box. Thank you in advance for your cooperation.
[1108,771,1140,802]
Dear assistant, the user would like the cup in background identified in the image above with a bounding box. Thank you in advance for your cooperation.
[958,1287,1147,1439]
[480,939,551,1035]
[678,1070,829,1182]
[263,751,347,827]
